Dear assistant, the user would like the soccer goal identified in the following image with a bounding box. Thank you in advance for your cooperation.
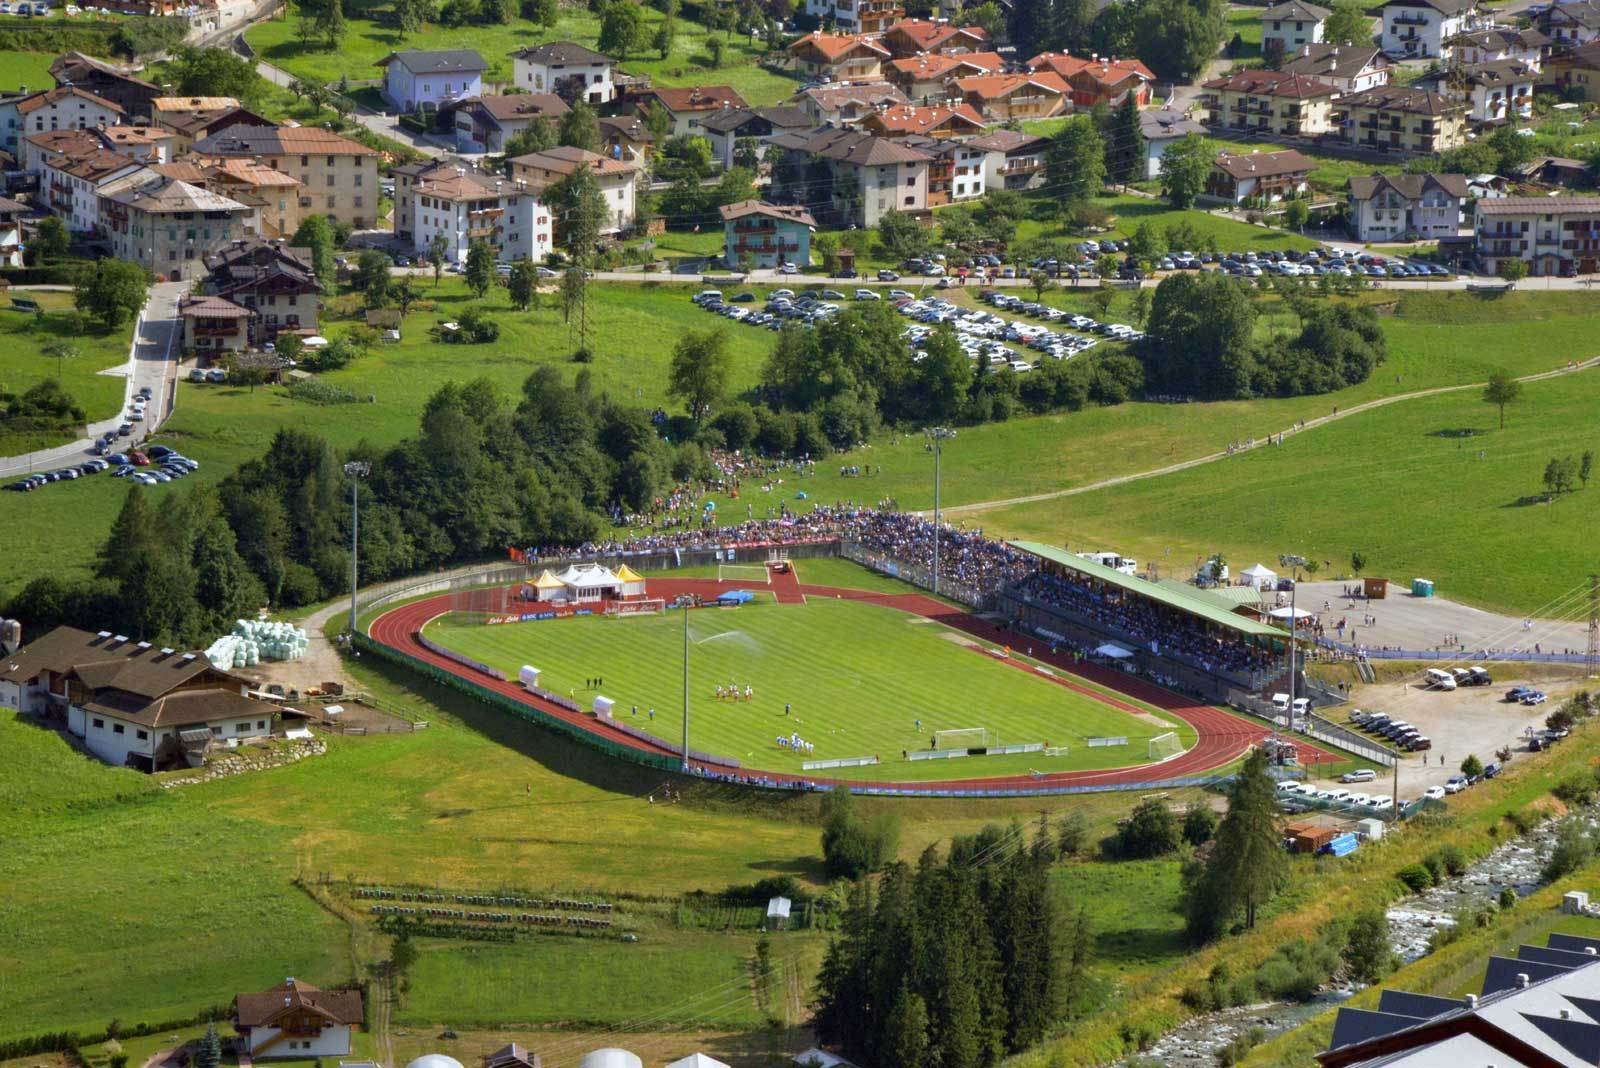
[1148,731,1184,761]
[717,563,771,584]
[934,727,995,751]
[606,598,665,617]
[1043,745,1071,757]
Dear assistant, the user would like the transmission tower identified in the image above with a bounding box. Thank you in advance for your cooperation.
[1587,573,1598,679]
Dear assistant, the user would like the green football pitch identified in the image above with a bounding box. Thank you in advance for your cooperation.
[422,596,1195,782]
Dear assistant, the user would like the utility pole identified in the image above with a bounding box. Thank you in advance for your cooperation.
[925,426,955,597]
[1279,553,1308,732]
[1588,573,1599,680]
[344,461,370,634]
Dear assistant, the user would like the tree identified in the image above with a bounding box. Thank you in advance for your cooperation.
[1542,818,1594,882]
[503,118,556,161]
[1544,455,1579,496]
[1283,198,1310,232]
[1323,0,1373,45]
[1351,549,1366,574]
[557,97,600,153]
[313,0,345,49]
[1045,114,1106,204]
[170,46,264,106]
[74,259,151,332]
[597,0,645,59]
[390,929,419,979]
[521,0,557,25]
[1130,287,1150,327]
[34,215,70,261]
[1144,272,1257,397]
[1105,93,1144,185]
[545,163,608,257]
[643,100,672,145]
[292,215,338,285]
[1489,123,1537,173]
[1582,450,1594,489]
[391,276,420,318]
[968,0,1005,39]
[42,341,79,382]
[1134,0,1226,79]
[1460,754,1484,778]
[876,209,931,262]
[1498,256,1528,283]
[653,0,678,57]
[193,1027,222,1068]
[1113,797,1181,857]
[394,0,432,30]
[464,240,496,298]
[819,785,898,878]
[1482,369,1521,429]
[706,35,725,67]
[1343,909,1395,983]
[508,258,540,311]
[881,987,931,1068]
[1089,284,1116,320]
[480,0,509,22]
[354,249,392,307]
[1206,748,1287,930]
[667,328,733,421]
[1029,270,1054,302]
[1160,133,1213,209]
[1182,802,1218,846]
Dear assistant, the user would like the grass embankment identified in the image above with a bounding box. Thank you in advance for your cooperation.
[245,6,798,105]
[0,48,55,89]
[1011,710,1600,1067]
[423,595,1195,780]
[0,291,133,451]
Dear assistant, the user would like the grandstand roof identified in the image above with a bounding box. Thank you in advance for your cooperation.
[1008,541,1284,639]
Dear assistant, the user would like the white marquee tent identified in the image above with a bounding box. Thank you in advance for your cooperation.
[1240,563,1278,589]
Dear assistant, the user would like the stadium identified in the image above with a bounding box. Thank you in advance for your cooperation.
[362,510,1342,794]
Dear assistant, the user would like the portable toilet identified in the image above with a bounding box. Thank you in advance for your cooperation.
[1356,818,1385,840]
[593,695,615,719]
[1411,578,1434,597]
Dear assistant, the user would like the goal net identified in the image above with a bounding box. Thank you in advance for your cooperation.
[1043,746,1071,757]
[934,727,994,750]
[717,564,771,584]
[606,598,665,617]
[1148,731,1184,761]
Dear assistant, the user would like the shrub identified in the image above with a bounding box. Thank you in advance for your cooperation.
[1498,886,1518,910]
[1397,864,1433,892]
[1436,843,1468,877]
[1552,772,1597,807]
[285,380,359,405]
[1542,818,1594,882]
[1106,798,1181,859]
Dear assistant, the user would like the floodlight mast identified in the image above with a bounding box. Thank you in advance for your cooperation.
[345,461,370,634]
[926,427,956,597]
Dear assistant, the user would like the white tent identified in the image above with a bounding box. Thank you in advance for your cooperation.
[1094,643,1134,660]
[555,563,623,602]
[1267,606,1316,621]
[1241,563,1278,589]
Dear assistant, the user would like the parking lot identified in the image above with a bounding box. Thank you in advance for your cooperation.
[4,384,202,494]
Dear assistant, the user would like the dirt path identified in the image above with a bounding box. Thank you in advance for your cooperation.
[936,357,1600,519]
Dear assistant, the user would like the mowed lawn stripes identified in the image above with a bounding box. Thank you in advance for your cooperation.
[424,598,1193,782]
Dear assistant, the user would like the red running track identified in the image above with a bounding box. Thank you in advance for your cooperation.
[368,576,1336,793]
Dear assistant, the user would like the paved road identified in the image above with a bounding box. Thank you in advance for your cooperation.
[253,57,453,159]
[934,356,1600,518]
[0,281,187,481]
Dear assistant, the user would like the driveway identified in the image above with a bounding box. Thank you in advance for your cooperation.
[0,281,186,481]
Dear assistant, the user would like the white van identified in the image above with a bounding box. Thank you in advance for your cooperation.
[1292,697,1311,718]
[1424,668,1457,690]
[1272,693,1291,715]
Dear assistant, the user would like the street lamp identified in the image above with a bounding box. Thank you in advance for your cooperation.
[925,427,956,597]
[345,461,370,634]
[1278,553,1308,728]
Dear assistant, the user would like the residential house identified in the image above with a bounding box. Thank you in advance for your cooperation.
[965,128,1048,190]
[202,237,322,342]
[0,194,25,267]
[101,175,252,281]
[1138,108,1208,178]
[1027,53,1157,108]
[149,96,275,154]
[1516,155,1592,188]
[1476,195,1600,275]
[691,106,815,170]
[1206,149,1315,203]
[392,157,553,264]
[955,72,1069,122]
[180,157,306,238]
[19,127,102,176]
[0,626,271,771]
[512,42,615,104]
[1346,171,1467,240]
[719,199,814,268]
[48,52,160,119]
[862,102,985,139]
[1379,0,1481,58]
[234,978,363,1059]
[96,124,175,164]
[1547,39,1600,101]
[767,125,932,227]
[1418,59,1536,122]
[922,136,987,204]
[1539,0,1600,47]
[378,49,487,113]
[1332,84,1468,152]
[507,145,637,234]
[878,18,990,56]
[787,32,891,82]
[1200,69,1339,137]
[627,86,748,136]
[802,0,905,35]
[1260,0,1331,55]
[191,125,380,229]
[791,83,909,126]
[8,86,125,145]
[44,147,147,233]
[1446,26,1550,68]
[1280,42,1392,92]
[885,51,1005,103]
[444,94,569,154]
[597,114,653,164]
[178,293,254,355]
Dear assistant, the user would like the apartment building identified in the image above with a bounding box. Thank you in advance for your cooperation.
[44,148,147,233]
[787,32,891,82]
[885,51,1004,102]
[378,49,487,113]
[1332,85,1468,153]
[149,96,275,154]
[1539,0,1600,47]
[172,157,305,239]
[802,0,905,35]
[691,106,815,170]
[627,86,748,136]
[1206,149,1314,203]
[513,42,615,104]
[719,200,814,269]
[48,52,160,119]
[1261,0,1330,54]
[1476,195,1600,276]
[922,136,987,205]
[878,18,990,55]
[1026,53,1157,108]
[1380,0,1481,58]
[445,93,568,154]
[1447,26,1550,68]
[100,176,252,281]
[3,86,124,148]
[954,72,1069,122]
[191,125,380,230]
[861,102,985,139]
[1419,58,1535,122]
[1280,42,1392,92]
[1138,110,1208,178]
[202,237,322,343]
[964,128,1048,191]
[1200,69,1339,137]
[1549,39,1600,101]
[507,146,637,234]
[767,125,931,227]
[1346,172,1467,241]
[391,158,552,266]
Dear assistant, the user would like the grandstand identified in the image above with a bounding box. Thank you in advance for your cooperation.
[1004,541,1293,700]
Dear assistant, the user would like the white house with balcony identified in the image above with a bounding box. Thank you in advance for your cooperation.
[512,42,616,104]
[379,50,488,114]
[1261,0,1330,56]
[233,979,363,1059]
[1422,59,1537,122]
[1380,0,1481,58]
[1475,195,1600,277]
[1346,172,1467,241]
[391,157,552,264]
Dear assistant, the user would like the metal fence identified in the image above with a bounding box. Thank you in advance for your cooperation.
[1228,692,1397,767]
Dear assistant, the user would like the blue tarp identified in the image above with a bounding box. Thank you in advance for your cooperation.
[716,590,756,604]
[1322,833,1359,857]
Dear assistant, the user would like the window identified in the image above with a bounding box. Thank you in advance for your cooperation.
[93,717,104,729]
[300,155,309,166]
[327,196,337,208]
[354,196,364,208]
[211,725,223,735]
[327,173,337,187]
[236,722,249,733]
[113,723,125,734]
[354,173,363,186]
[257,720,266,729]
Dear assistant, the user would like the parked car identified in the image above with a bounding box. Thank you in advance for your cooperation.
[1423,786,1446,800]
[1341,768,1376,784]
[778,262,798,275]
[1522,690,1547,706]
[1443,776,1468,794]
[877,269,899,281]
[854,288,880,300]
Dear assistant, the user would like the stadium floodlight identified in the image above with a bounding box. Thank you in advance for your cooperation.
[1278,554,1309,728]
[925,427,956,597]
[344,461,370,634]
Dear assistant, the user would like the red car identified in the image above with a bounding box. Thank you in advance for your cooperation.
[130,451,151,466]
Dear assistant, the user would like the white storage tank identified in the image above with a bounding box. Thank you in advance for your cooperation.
[578,1051,642,1068]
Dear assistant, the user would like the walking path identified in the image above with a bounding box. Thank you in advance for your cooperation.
[935,356,1600,519]
[0,281,187,481]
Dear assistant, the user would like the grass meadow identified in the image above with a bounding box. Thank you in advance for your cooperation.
[244,5,799,105]
[0,48,55,89]
[422,595,1194,779]
[0,290,134,451]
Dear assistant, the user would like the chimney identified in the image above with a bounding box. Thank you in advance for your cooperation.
[1302,43,1312,56]
[1516,973,1530,988]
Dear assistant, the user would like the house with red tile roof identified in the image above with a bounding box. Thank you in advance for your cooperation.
[885,51,1006,102]
[1199,68,1340,136]
[862,102,986,138]
[788,32,891,81]
[954,72,1069,121]
[626,85,748,135]
[879,17,990,56]
[1026,52,1157,107]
